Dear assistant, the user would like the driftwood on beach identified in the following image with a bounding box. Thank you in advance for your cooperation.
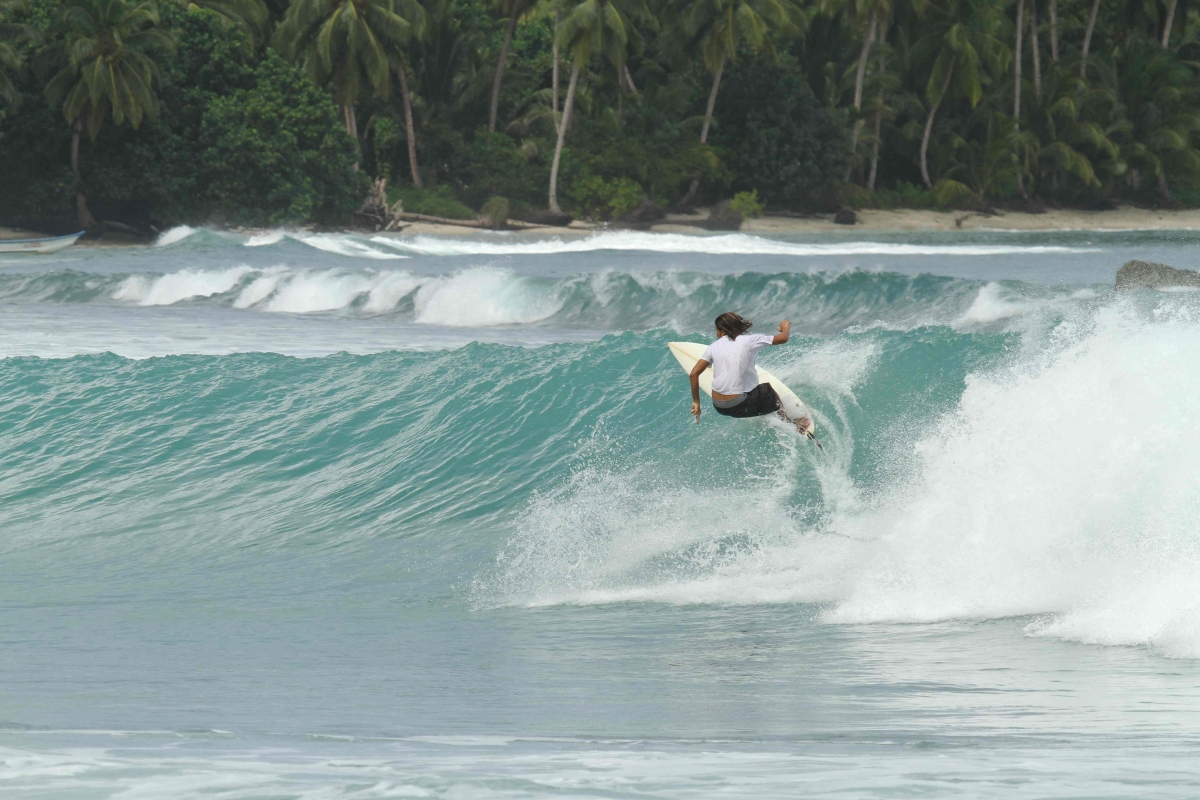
[394,211,557,230]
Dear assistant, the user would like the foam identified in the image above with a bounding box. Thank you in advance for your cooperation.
[491,298,1200,658]
[260,270,380,313]
[361,272,423,315]
[232,269,285,308]
[956,282,1029,325]
[244,231,285,247]
[294,233,404,260]
[105,265,569,325]
[112,267,254,306]
[413,266,564,326]
[377,231,1101,257]
[154,226,198,246]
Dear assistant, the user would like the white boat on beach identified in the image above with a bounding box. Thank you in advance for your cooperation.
[0,231,84,254]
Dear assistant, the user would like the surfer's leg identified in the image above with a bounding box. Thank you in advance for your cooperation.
[752,385,811,434]
[736,383,782,418]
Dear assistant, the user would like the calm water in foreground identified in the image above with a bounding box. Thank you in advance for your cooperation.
[1,227,1198,797]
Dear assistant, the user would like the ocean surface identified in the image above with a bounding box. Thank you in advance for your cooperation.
[2,226,1199,798]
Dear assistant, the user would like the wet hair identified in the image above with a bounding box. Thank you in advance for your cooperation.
[715,312,753,340]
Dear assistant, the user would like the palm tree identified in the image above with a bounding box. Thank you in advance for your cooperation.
[912,0,1007,187]
[547,0,649,212]
[668,0,796,202]
[44,0,174,230]
[1027,65,1122,197]
[1079,0,1100,77]
[175,0,269,41]
[1115,36,1200,202]
[824,0,890,180]
[275,0,425,180]
[1013,0,1025,195]
[1162,0,1179,47]
[865,23,896,190]
[0,19,32,108]
[489,0,536,132]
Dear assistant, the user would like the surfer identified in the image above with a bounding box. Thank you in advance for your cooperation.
[689,312,811,433]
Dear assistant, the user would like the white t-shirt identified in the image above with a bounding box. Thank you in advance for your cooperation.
[700,333,775,395]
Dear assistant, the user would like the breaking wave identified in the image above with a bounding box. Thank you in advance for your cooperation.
[0,265,1088,333]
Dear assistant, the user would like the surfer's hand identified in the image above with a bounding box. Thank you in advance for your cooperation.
[778,320,791,333]
[691,401,701,422]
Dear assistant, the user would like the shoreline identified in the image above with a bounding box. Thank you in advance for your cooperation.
[9,205,1200,244]
[344,206,1200,236]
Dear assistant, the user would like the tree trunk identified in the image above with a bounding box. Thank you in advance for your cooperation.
[1029,0,1042,99]
[1014,0,1027,198]
[548,61,580,213]
[867,24,888,192]
[1157,167,1173,203]
[71,119,96,230]
[920,64,954,189]
[1163,0,1178,46]
[397,63,422,188]
[680,55,726,206]
[846,12,878,181]
[1081,0,1101,77]
[624,65,638,93]
[489,4,519,132]
[699,55,725,144]
[1049,0,1058,59]
[343,103,360,170]
[1014,0,1023,121]
[552,11,561,133]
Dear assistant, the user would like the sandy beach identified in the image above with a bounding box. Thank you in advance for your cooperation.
[393,205,1200,235]
[9,205,1200,243]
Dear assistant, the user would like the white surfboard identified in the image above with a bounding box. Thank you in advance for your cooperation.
[668,341,816,438]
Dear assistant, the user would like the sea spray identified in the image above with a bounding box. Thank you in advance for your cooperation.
[481,297,1200,658]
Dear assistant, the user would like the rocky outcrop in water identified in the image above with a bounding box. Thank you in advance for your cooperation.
[1115,260,1200,291]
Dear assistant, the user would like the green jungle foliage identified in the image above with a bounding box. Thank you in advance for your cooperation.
[5,0,1200,231]
[386,184,478,218]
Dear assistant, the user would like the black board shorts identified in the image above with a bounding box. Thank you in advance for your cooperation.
[712,382,781,418]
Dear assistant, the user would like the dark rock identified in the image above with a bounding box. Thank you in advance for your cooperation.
[527,209,574,227]
[618,197,665,226]
[1115,260,1200,291]
[833,208,857,225]
[705,201,744,231]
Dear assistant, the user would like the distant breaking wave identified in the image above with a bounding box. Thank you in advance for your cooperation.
[376,231,1101,257]
[0,265,1088,332]
[153,226,406,260]
[151,225,1100,259]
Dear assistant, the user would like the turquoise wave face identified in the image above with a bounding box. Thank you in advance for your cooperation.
[7,286,1200,663]
[0,327,1003,574]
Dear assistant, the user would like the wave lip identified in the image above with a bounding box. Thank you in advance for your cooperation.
[154,225,199,246]
[375,231,1101,257]
[102,264,566,325]
[414,267,565,326]
[113,266,255,306]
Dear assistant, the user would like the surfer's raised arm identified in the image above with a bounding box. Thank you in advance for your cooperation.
[773,320,791,345]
